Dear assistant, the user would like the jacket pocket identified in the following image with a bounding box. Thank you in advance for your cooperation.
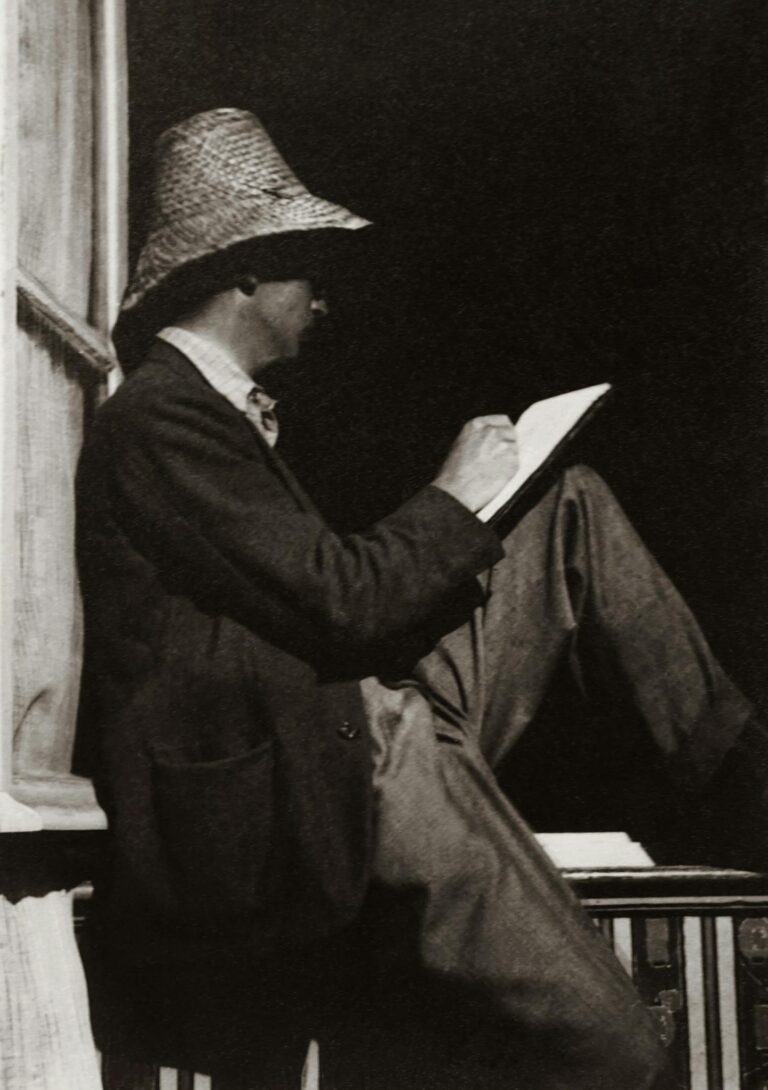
[151,739,274,922]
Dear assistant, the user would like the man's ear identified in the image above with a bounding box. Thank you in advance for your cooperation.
[236,275,259,296]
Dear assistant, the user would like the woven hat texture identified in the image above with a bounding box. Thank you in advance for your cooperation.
[122,108,371,312]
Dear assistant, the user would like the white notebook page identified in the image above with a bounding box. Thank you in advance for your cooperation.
[478,382,611,522]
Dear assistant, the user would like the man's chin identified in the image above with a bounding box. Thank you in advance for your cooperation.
[264,348,300,370]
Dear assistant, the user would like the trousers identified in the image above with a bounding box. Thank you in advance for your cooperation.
[90,466,754,1089]
[319,465,752,1089]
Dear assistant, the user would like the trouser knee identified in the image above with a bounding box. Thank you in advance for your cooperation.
[561,461,613,499]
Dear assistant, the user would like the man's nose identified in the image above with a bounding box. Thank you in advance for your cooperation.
[311,297,329,316]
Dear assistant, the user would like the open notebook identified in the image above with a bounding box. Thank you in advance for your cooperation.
[478,382,613,524]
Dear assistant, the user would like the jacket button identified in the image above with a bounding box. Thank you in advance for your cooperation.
[336,720,360,740]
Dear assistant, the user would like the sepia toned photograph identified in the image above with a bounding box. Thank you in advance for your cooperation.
[1,2,767,1088]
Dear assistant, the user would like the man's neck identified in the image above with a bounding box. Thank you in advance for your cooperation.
[173,316,275,380]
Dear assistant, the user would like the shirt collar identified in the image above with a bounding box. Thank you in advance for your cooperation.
[157,326,273,415]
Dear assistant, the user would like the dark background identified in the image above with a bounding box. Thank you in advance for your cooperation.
[127,1,768,831]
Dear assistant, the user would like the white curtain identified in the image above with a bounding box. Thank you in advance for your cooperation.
[0,889,103,1089]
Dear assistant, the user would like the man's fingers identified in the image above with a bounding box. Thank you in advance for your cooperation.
[469,415,517,443]
[436,415,521,510]
[471,414,514,428]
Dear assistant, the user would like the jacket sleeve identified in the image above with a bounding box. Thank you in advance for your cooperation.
[103,380,504,658]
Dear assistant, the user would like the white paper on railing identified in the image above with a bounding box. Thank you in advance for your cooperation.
[536,831,655,868]
[478,382,612,522]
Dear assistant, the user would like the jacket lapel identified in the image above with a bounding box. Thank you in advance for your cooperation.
[144,339,322,517]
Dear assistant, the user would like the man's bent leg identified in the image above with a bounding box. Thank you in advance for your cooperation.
[355,465,753,1087]
[417,464,753,788]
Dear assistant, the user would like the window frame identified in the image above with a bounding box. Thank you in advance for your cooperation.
[0,0,127,827]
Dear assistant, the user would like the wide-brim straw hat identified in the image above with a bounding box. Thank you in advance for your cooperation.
[115,108,372,362]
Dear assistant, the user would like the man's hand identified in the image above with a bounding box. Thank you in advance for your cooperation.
[432,415,519,513]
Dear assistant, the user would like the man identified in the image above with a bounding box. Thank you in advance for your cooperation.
[76,108,764,1089]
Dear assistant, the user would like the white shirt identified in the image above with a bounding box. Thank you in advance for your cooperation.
[157,325,279,447]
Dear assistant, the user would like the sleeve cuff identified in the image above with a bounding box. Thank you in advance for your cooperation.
[417,485,505,570]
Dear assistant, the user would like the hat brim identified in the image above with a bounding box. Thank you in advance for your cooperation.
[113,226,376,371]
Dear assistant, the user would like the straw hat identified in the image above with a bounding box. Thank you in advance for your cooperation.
[121,108,372,315]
